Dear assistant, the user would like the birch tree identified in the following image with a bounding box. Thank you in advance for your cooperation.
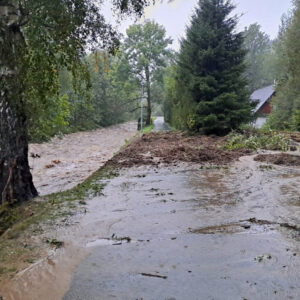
[0,0,150,205]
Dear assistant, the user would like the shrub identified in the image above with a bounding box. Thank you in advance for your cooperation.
[225,129,291,151]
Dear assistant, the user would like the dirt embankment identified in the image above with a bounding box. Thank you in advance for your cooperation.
[254,153,300,166]
[106,132,251,168]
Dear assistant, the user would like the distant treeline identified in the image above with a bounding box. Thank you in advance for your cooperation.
[30,0,300,142]
[29,21,172,142]
[163,0,300,133]
[28,51,141,142]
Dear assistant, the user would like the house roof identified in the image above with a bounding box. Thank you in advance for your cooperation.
[250,85,275,113]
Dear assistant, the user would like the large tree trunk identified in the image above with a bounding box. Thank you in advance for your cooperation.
[145,66,152,126]
[0,0,38,205]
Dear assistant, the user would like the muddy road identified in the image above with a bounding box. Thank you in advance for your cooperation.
[29,122,137,195]
[154,116,171,132]
[3,152,300,299]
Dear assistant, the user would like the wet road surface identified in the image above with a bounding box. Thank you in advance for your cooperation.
[154,116,171,132]
[2,156,300,300]
[63,158,300,300]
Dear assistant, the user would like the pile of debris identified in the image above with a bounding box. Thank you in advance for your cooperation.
[254,153,300,166]
[107,132,251,168]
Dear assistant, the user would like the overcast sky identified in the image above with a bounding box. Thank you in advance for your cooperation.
[106,0,293,50]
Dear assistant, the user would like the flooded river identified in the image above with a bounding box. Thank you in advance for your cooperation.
[2,155,300,300]
[29,122,137,195]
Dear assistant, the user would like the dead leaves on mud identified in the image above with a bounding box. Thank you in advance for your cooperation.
[104,132,300,169]
[255,153,300,166]
[106,132,251,168]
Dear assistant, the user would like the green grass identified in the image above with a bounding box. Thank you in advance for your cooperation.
[142,123,154,133]
[0,164,120,279]
[138,116,156,134]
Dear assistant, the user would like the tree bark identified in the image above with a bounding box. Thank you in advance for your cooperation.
[145,65,152,125]
[0,0,38,205]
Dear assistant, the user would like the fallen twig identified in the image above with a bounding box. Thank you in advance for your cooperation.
[140,273,168,279]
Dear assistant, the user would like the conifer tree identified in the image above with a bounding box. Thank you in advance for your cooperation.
[175,0,254,135]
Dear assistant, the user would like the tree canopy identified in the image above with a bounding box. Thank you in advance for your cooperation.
[267,1,300,130]
[243,23,274,92]
[123,20,172,125]
[0,0,151,204]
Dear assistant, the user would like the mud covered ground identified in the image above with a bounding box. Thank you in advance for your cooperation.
[1,130,300,299]
[107,131,251,167]
[255,153,300,166]
[3,155,300,300]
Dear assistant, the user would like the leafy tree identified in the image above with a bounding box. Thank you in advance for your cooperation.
[0,0,150,205]
[88,50,141,126]
[172,0,253,135]
[123,21,172,125]
[243,23,274,91]
[267,2,300,130]
[29,50,141,140]
[164,63,182,126]
[28,94,71,142]
[58,67,95,132]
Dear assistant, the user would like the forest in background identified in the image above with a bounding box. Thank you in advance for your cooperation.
[164,0,300,132]
[29,20,173,142]
[28,0,300,142]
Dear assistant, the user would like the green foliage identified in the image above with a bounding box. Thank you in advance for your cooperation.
[225,129,291,151]
[29,95,70,142]
[9,0,153,142]
[142,123,154,133]
[27,21,173,142]
[124,21,172,77]
[124,21,173,124]
[268,2,300,130]
[21,0,121,113]
[28,49,142,141]
[163,63,195,129]
[243,23,275,92]
[88,51,141,127]
[166,0,254,135]
[293,110,300,131]
[267,83,296,130]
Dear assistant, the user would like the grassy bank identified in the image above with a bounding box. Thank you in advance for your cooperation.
[0,165,119,280]
[142,123,154,133]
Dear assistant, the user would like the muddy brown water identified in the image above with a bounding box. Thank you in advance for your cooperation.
[29,122,137,195]
[2,155,300,300]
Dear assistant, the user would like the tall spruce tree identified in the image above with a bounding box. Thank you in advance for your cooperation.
[176,0,253,135]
